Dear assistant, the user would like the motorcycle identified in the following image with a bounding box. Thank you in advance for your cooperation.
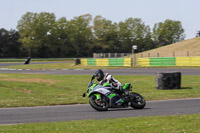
[82,75,146,111]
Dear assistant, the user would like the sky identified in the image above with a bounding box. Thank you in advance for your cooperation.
[1,0,200,39]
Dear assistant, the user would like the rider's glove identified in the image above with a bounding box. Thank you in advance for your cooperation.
[100,79,107,85]
[112,82,117,87]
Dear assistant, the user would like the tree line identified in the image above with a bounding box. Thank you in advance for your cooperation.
[0,12,185,58]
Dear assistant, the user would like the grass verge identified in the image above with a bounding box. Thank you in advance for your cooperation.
[0,58,74,62]
[0,73,200,107]
[0,114,200,133]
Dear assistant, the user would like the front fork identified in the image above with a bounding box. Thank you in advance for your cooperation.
[94,93,107,107]
[94,93,101,100]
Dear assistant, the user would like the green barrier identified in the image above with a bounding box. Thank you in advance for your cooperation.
[87,58,96,66]
[109,58,124,66]
[150,57,176,66]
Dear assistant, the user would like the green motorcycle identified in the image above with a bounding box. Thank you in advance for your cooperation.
[83,75,146,111]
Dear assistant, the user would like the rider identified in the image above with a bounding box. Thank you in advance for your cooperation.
[94,69,127,106]
[94,69,122,92]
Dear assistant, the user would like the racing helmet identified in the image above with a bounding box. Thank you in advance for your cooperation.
[94,69,104,81]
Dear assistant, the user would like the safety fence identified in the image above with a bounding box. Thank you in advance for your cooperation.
[93,53,131,58]
[137,57,200,66]
[80,58,132,66]
[136,51,200,58]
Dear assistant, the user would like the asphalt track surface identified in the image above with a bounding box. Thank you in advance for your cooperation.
[0,98,200,125]
[0,68,200,75]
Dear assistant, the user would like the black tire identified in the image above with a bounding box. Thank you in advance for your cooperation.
[89,94,109,111]
[130,92,146,109]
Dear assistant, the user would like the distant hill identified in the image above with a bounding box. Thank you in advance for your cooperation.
[131,37,200,58]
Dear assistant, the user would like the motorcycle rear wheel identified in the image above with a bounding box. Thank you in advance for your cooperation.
[89,94,109,111]
[130,92,146,109]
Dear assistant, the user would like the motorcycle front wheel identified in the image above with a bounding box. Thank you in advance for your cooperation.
[89,94,109,111]
[130,92,146,109]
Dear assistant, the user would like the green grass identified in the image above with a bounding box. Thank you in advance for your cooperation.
[0,73,200,108]
[0,63,77,70]
[0,58,74,62]
[0,63,136,70]
[1,114,200,133]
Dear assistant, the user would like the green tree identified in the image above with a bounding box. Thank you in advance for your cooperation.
[49,17,72,57]
[6,29,22,57]
[118,18,153,53]
[93,16,119,53]
[152,19,185,47]
[0,28,9,57]
[17,12,56,57]
[33,12,56,57]
[17,12,37,57]
[68,14,93,57]
[16,12,186,58]
[0,28,22,57]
